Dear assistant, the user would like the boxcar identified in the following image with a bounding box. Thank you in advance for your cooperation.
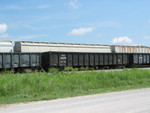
[41,51,129,71]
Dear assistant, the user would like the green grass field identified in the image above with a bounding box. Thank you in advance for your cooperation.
[0,69,150,104]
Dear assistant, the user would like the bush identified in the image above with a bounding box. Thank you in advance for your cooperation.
[79,67,90,71]
[48,68,59,74]
[79,67,85,71]
[64,67,75,72]
[1,69,13,75]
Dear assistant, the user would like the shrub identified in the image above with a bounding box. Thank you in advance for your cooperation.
[64,67,75,72]
[48,68,59,74]
[78,67,84,71]
[1,69,13,75]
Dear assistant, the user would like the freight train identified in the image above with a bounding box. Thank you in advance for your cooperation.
[1,51,150,71]
[0,40,150,72]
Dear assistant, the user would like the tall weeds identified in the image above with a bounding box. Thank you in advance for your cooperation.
[0,69,150,104]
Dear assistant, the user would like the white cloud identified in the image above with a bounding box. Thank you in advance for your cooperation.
[68,27,95,35]
[69,0,80,8]
[0,23,8,34]
[112,36,133,44]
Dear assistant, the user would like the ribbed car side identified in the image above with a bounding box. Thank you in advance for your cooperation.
[0,53,41,72]
[41,52,130,71]
[1,52,150,72]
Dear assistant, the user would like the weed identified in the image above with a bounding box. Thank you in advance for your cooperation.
[48,68,59,74]
[0,69,150,104]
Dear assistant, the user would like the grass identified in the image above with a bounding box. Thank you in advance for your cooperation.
[0,69,150,104]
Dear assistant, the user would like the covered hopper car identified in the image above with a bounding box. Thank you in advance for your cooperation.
[14,41,111,53]
[0,40,13,52]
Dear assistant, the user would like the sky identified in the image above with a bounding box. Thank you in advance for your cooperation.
[0,0,150,46]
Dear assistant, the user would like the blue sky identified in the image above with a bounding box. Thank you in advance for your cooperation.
[0,0,150,46]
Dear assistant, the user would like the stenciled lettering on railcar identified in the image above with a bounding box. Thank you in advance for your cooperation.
[60,54,67,65]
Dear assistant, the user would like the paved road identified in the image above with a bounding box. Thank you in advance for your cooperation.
[0,88,150,113]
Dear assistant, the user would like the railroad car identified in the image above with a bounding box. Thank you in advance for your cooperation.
[14,41,111,53]
[0,40,13,52]
[129,53,150,66]
[111,45,150,53]
[0,53,41,71]
[41,51,129,71]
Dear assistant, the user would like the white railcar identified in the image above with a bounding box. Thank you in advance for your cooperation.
[0,40,13,52]
[14,41,111,53]
[111,45,150,53]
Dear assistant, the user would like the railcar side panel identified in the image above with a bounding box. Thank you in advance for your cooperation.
[59,53,66,66]
[84,54,89,66]
[20,54,30,67]
[113,54,117,65]
[95,54,99,66]
[99,54,104,65]
[12,53,19,68]
[123,54,128,65]
[133,54,138,64]
[147,55,149,63]
[117,54,122,65]
[30,53,40,67]
[89,54,94,66]
[109,54,113,65]
[143,54,147,64]
[67,53,73,66]
[0,54,2,69]
[3,54,11,68]
[50,53,58,66]
[73,53,78,66]
[104,54,108,65]
[41,52,49,68]
[139,54,143,64]
[79,54,84,66]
